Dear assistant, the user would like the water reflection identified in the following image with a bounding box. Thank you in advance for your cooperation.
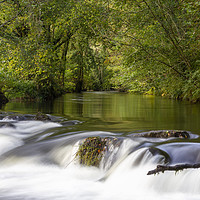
[2,92,200,134]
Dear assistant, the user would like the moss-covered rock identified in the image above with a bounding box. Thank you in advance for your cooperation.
[76,137,106,167]
[34,112,51,121]
[75,137,120,167]
[132,130,190,139]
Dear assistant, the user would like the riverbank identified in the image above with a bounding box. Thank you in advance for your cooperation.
[4,89,200,106]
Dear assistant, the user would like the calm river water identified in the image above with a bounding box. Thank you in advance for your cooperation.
[3,92,200,134]
[0,92,200,200]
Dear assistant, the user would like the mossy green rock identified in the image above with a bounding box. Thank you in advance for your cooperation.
[76,137,111,167]
[133,130,190,139]
[34,112,51,121]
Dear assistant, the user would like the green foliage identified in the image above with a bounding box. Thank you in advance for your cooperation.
[183,70,200,102]
[0,0,115,99]
[0,0,199,102]
[109,0,200,102]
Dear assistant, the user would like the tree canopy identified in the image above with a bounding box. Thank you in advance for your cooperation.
[0,0,199,102]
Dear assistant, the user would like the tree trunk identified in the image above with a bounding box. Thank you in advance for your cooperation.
[0,92,9,106]
[61,38,70,88]
[75,64,83,93]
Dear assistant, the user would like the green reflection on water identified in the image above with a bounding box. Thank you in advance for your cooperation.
[2,92,200,134]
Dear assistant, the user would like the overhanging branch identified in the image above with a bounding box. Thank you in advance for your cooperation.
[125,35,188,79]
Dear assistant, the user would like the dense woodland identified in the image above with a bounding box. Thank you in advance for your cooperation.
[0,0,199,102]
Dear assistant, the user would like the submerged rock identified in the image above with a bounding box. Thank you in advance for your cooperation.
[61,120,81,126]
[0,122,16,128]
[0,112,65,122]
[132,130,190,139]
[2,115,26,121]
[34,112,51,121]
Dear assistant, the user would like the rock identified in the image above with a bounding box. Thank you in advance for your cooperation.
[132,130,190,139]
[0,122,16,128]
[76,137,107,167]
[23,114,36,120]
[75,136,121,167]
[34,112,51,121]
[61,120,81,126]
[3,115,26,121]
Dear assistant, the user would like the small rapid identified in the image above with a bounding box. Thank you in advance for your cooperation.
[0,114,200,200]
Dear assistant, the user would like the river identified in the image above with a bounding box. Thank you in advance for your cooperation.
[0,92,200,200]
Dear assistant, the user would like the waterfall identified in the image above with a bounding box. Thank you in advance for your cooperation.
[0,117,199,200]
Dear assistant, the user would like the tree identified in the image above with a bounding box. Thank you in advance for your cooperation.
[0,0,115,99]
[110,0,200,101]
[0,0,199,101]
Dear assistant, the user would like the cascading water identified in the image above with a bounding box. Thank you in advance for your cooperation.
[0,114,200,200]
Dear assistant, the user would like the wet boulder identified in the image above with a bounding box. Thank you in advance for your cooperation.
[2,115,26,121]
[34,112,51,121]
[0,122,16,128]
[61,120,81,127]
[132,130,190,139]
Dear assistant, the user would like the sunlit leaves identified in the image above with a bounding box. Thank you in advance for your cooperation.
[111,0,200,101]
[0,0,199,101]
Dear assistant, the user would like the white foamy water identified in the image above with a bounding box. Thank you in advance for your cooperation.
[0,120,200,200]
[0,134,23,156]
[0,120,62,139]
